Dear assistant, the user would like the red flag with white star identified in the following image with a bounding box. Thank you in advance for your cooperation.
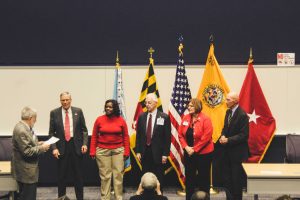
[239,57,276,163]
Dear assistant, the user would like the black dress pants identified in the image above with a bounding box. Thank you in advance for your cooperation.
[141,145,165,191]
[17,181,37,200]
[222,152,246,200]
[57,139,83,200]
[185,152,213,200]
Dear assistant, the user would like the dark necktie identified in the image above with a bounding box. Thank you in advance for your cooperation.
[146,114,152,146]
[30,127,34,136]
[30,128,36,140]
[228,109,233,125]
[65,110,71,141]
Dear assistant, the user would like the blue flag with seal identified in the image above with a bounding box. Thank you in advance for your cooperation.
[113,51,131,172]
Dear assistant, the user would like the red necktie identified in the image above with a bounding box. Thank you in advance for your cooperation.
[64,110,71,142]
[146,114,152,146]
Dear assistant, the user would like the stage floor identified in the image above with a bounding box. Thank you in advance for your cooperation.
[32,187,297,200]
[1,186,298,199]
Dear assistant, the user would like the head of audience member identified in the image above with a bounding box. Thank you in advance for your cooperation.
[60,91,72,110]
[104,99,120,117]
[58,195,71,200]
[190,190,209,200]
[226,91,239,109]
[140,172,159,192]
[275,195,293,200]
[145,93,158,113]
[21,106,37,129]
[188,98,203,117]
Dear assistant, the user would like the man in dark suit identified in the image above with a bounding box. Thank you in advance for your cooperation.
[219,92,249,200]
[135,93,171,190]
[49,92,88,200]
[12,106,50,200]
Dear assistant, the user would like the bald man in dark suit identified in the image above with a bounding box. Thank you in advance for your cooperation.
[219,92,249,200]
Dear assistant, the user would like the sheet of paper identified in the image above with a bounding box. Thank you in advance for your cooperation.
[44,136,60,145]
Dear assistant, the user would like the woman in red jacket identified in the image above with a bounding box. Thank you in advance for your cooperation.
[90,99,130,200]
[178,98,214,200]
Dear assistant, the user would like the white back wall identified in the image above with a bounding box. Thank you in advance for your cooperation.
[0,65,299,136]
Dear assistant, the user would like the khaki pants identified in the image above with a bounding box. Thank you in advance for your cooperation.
[96,147,124,200]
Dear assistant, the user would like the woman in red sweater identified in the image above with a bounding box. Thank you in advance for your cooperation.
[178,98,214,200]
[90,99,130,200]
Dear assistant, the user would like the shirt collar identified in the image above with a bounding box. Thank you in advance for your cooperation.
[20,120,31,130]
[63,107,71,113]
[231,104,239,115]
[148,108,157,116]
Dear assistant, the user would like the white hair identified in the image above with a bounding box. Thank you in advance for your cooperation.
[21,106,37,120]
[146,93,158,103]
[227,91,239,102]
[60,91,72,99]
[141,172,158,190]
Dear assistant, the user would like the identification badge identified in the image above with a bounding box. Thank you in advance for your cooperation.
[182,121,189,126]
[157,117,165,125]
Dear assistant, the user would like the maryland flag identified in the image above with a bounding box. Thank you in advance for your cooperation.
[113,51,131,172]
[131,47,163,170]
[239,54,276,163]
[197,43,230,142]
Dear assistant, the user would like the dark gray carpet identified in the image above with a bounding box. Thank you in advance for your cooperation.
[33,187,298,200]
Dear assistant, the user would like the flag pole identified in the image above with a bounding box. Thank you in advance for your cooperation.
[249,47,254,64]
[176,35,186,197]
[209,163,218,194]
[116,50,120,69]
[208,34,219,195]
[209,34,214,43]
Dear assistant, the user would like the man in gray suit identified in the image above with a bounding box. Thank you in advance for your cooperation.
[12,106,50,200]
[135,93,171,190]
[49,92,88,200]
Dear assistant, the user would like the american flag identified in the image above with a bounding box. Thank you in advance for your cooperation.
[168,42,192,189]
